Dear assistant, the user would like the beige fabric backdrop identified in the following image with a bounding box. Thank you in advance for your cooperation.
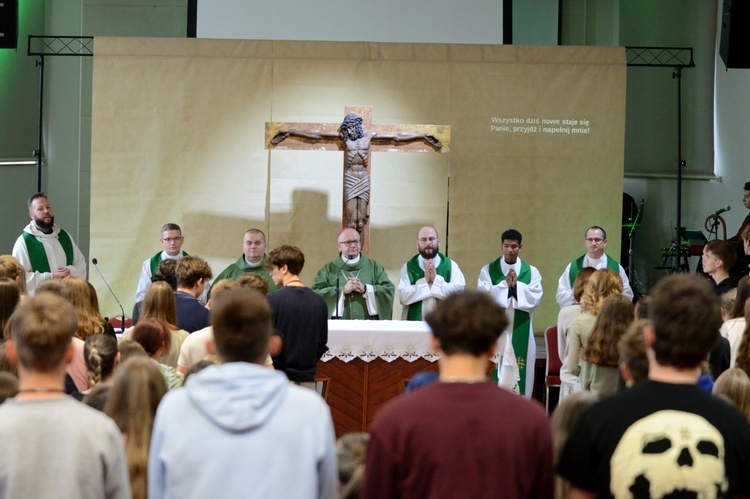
[91,38,625,330]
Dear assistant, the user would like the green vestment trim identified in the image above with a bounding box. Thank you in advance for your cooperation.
[22,230,74,273]
[149,250,188,276]
[488,257,532,395]
[405,253,452,321]
[568,254,619,285]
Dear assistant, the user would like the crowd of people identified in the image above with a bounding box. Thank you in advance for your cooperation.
[1,184,750,498]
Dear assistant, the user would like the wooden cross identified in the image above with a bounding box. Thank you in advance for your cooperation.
[265,105,450,254]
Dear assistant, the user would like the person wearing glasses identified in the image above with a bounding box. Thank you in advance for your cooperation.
[556,226,633,307]
[134,223,189,303]
[397,226,465,321]
[209,228,278,296]
[311,227,395,320]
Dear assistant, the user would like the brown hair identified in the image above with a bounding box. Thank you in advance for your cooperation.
[730,276,750,319]
[105,356,167,499]
[0,255,27,296]
[266,245,305,276]
[705,240,737,270]
[617,319,650,386]
[583,294,635,366]
[425,291,509,356]
[7,293,77,372]
[141,281,178,330]
[0,278,21,341]
[131,318,172,357]
[211,288,273,364]
[63,276,107,341]
[236,273,269,296]
[84,333,119,386]
[648,274,722,369]
[580,268,623,315]
[572,267,596,304]
[175,255,212,288]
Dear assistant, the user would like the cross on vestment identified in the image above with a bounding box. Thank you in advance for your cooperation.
[266,106,450,254]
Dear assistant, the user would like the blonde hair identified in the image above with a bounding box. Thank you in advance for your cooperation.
[141,281,178,330]
[105,357,167,499]
[0,255,27,296]
[580,268,623,315]
[713,368,750,421]
[63,276,107,340]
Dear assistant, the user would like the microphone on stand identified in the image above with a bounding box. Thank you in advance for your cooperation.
[713,205,731,216]
[92,258,126,334]
[333,254,353,320]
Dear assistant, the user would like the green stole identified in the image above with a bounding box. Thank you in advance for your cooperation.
[149,250,188,275]
[22,230,73,272]
[568,254,619,285]
[405,253,452,321]
[488,258,532,395]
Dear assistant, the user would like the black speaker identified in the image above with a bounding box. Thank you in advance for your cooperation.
[720,0,750,69]
[0,0,18,50]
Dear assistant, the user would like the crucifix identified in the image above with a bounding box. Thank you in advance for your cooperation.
[265,106,450,253]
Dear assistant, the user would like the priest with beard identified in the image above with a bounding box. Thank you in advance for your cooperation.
[311,227,395,320]
[397,226,466,321]
[12,192,87,295]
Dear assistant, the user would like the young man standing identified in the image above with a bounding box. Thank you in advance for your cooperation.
[265,245,329,388]
[134,222,188,302]
[477,229,543,397]
[362,291,554,499]
[149,287,337,498]
[174,255,212,332]
[556,226,633,307]
[558,274,750,498]
[0,293,130,498]
[702,239,739,296]
[12,192,87,295]
[397,226,466,321]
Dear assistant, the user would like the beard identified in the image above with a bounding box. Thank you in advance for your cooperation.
[34,215,55,233]
[419,246,438,259]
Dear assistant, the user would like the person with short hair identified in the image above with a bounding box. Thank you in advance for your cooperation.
[558,274,750,498]
[174,255,212,332]
[312,227,395,319]
[478,228,543,397]
[266,245,329,388]
[134,223,189,303]
[397,226,465,321]
[210,228,278,295]
[556,226,633,307]
[361,290,554,499]
[703,239,739,296]
[12,193,87,296]
[0,293,130,498]
[149,287,337,499]
[617,319,649,389]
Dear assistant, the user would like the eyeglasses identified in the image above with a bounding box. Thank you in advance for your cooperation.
[585,238,604,243]
[338,240,361,246]
[163,237,183,243]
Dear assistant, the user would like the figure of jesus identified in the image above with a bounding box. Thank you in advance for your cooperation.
[271,113,442,236]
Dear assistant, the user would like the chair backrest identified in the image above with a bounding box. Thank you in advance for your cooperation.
[544,326,562,375]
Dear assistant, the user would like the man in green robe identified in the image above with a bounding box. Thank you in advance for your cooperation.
[311,228,395,319]
[210,228,278,295]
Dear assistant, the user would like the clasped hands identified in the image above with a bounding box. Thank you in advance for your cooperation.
[343,275,366,294]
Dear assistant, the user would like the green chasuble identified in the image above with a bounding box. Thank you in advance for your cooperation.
[149,250,188,276]
[209,254,278,297]
[568,253,620,285]
[405,253,452,321]
[311,254,395,320]
[22,230,74,272]
[488,258,532,396]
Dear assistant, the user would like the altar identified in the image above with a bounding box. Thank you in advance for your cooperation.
[316,320,547,437]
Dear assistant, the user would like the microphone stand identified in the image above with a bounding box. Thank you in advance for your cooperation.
[333,254,353,319]
[92,258,126,333]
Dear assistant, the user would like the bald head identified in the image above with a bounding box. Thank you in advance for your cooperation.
[417,226,440,259]
[337,228,361,259]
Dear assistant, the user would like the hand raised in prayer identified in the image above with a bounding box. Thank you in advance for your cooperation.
[506,268,517,288]
[424,259,436,284]
[344,275,365,294]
